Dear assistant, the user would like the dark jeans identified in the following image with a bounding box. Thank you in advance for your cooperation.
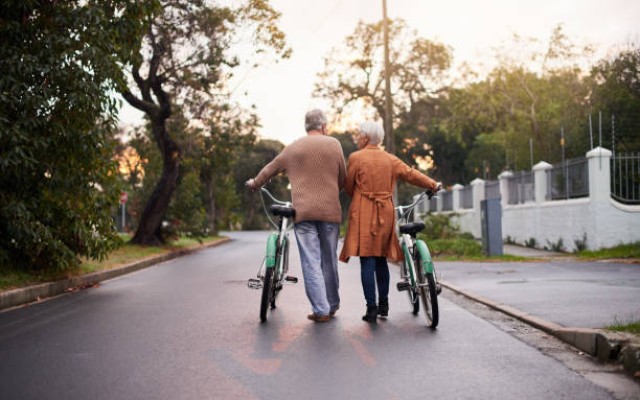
[360,256,389,307]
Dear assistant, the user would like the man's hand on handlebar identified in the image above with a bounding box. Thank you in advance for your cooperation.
[245,178,257,191]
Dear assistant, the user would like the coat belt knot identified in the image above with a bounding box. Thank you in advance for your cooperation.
[363,191,392,236]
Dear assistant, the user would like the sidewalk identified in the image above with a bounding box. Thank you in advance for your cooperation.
[503,243,565,258]
[439,256,640,378]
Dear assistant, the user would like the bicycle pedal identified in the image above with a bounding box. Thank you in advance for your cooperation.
[285,276,298,283]
[396,281,411,292]
[247,279,262,290]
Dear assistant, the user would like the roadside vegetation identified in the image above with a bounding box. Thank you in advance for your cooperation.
[418,214,526,261]
[0,235,223,292]
[576,242,640,261]
[606,318,640,337]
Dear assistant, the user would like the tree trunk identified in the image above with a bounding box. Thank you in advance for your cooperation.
[206,179,217,235]
[130,120,181,245]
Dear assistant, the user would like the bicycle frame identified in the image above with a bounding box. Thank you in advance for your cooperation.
[253,187,295,322]
[395,190,440,328]
[396,194,435,284]
[262,188,291,276]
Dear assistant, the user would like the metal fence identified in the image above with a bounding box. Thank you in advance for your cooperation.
[485,180,501,200]
[429,197,438,212]
[441,190,453,211]
[611,152,640,205]
[507,171,534,204]
[460,186,473,209]
[546,157,589,200]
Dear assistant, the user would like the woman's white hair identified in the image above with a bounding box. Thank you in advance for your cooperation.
[359,121,385,145]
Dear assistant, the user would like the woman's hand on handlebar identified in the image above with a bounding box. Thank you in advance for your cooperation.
[426,182,443,199]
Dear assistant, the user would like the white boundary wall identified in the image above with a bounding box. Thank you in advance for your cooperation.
[418,147,640,252]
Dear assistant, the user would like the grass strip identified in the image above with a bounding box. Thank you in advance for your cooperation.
[0,236,223,292]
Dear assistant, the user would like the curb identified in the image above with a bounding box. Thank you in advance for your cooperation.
[441,280,640,378]
[0,237,232,312]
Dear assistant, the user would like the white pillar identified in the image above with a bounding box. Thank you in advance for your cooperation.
[498,171,513,207]
[452,184,463,211]
[470,178,485,238]
[436,194,443,212]
[586,147,612,203]
[533,161,552,204]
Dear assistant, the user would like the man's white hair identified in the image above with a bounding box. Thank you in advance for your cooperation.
[359,121,385,145]
[305,109,327,132]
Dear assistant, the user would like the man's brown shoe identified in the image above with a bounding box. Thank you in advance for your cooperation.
[307,313,331,322]
[329,306,339,317]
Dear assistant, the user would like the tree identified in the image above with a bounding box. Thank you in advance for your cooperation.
[233,139,288,230]
[120,0,289,245]
[314,19,452,148]
[588,46,640,152]
[0,1,151,271]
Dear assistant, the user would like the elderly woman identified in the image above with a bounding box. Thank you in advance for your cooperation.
[339,121,439,323]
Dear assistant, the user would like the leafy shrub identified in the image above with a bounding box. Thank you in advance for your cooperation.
[573,233,588,253]
[428,238,483,257]
[525,237,537,248]
[505,235,516,245]
[421,213,462,240]
[545,237,565,252]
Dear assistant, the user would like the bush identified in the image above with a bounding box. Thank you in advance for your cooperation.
[428,238,483,257]
[421,213,462,240]
[525,237,537,248]
[573,233,588,253]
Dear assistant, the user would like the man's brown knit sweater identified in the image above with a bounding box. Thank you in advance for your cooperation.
[253,134,346,223]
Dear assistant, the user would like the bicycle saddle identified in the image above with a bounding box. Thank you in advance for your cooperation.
[399,221,425,235]
[269,204,296,218]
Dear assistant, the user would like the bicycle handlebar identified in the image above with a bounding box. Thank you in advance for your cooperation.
[260,187,290,205]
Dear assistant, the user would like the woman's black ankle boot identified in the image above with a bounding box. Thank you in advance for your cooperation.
[378,299,389,318]
[362,305,378,323]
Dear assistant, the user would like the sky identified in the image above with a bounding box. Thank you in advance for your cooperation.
[119,0,640,145]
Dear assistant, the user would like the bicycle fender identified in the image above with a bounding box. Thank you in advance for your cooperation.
[415,240,434,274]
[265,233,278,268]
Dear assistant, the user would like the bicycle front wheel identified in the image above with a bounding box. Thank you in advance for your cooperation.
[415,252,439,328]
[260,267,275,322]
[401,260,420,315]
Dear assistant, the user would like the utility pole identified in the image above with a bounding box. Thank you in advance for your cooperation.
[382,0,394,155]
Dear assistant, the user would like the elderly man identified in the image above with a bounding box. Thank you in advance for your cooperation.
[246,109,346,322]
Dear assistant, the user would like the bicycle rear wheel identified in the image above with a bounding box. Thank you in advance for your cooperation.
[415,252,439,328]
[260,266,275,322]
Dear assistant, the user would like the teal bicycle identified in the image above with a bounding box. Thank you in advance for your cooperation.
[247,187,297,322]
[395,189,441,328]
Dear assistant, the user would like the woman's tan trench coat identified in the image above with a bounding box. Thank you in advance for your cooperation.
[339,145,437,263]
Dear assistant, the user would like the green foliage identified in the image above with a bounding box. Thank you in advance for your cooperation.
[577,242,640,260]
[589,47,640,152]
[419,213,463,241]
[545,237,565,252]
[525,237,537,248]
[427,238,483,257]
[573,233,588,253]
[606,317,640,336]
[0,1,152,271]
[234,139,289,230]
[504,235,516,245]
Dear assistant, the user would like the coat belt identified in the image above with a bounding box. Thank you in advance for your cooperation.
[362,191,393,236]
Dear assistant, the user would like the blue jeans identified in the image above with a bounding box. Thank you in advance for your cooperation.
[360,256,389,307]
[294,221,340,316]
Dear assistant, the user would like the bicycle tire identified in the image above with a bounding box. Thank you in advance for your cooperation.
[415,252,439,328]
[401,260,420,314]
[260,266,275,322]
[271,240,288,309]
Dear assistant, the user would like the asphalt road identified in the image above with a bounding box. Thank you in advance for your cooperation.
[0,231,627,399]
[438,260,640,328]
